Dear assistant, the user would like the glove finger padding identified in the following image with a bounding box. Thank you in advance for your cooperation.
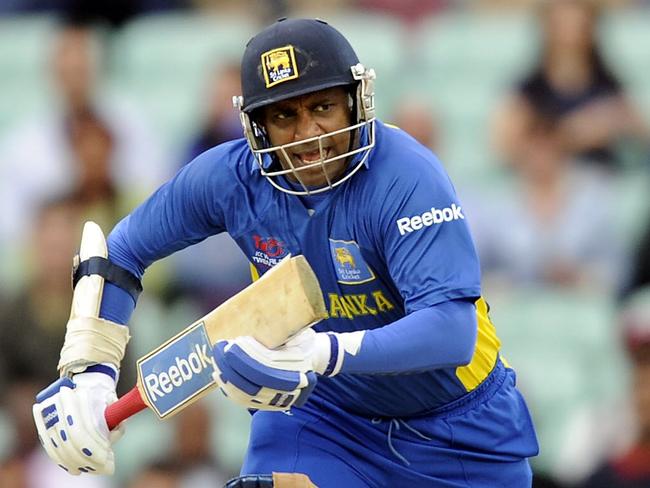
[216,341,312,392]
[33,382,71,471]
[229,335,318,373]
[217,380,300,411]
[211,331,332,412]
[213,343,268,396]
[32,376,118,475]
[212,352,317,411]
[216,376,316,410]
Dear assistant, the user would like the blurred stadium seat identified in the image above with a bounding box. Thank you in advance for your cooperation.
[612,171,650,248]
[0,408,11,461]
[600,9,650,92]
[0,15,57,134]
[415,10,537,86]
[315,11,406,117]
[600,8,650,128]
[410,10,538,183]
[488,287,629,477]
[109,13,257,153]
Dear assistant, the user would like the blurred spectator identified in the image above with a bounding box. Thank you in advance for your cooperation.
[356,0,450,24]
[0,195,83,393]
[0,1,189,26]
[390,96,440,151]
[0,18,170,252]
[3,378,44,464]
[167,232,251,314]
[531,474,568,488]
[0,454,26,488]
[124,402,229,488]
[190,0,263,18]
[171,402,230,486]
[281,0,352,17]
[170,60,250,313]
[128,459,182,488]
[0,369,114,488]
[621,211,650,300]
[0,193,137,487]
[579,288,650,487]
[474,0,633,10]
[68,108,123,230]
[491,0,648,172]
[184,62,242,164]
[0,192,135,396]
[467,115,623,292]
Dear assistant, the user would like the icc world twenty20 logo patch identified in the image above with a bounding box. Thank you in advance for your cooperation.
[251,235,287,268]
[329,239,375,285]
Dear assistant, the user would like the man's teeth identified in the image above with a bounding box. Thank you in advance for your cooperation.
[297,150,325,162]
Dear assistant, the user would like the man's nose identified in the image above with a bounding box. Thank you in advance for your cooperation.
[294,111,323,141]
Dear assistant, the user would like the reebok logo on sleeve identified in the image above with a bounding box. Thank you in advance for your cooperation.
[396,204,465,236]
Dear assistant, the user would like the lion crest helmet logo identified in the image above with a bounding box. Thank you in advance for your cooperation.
[261,45,299,88]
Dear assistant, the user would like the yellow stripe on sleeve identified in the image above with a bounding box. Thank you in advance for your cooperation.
[455,297,501,391]
[249,263,260,282]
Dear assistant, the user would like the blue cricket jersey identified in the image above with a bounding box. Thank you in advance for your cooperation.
[105,120,503,417]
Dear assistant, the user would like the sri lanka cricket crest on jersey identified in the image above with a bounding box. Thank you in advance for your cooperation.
[329,239,375,285]
[326,239,395,321]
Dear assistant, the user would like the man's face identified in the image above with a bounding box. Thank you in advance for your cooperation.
[260,87,353,187]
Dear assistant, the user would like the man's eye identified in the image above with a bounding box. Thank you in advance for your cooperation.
[314,103,333,113]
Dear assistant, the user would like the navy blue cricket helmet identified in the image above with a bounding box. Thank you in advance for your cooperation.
[233,18,377,195]
[241,18,360,112]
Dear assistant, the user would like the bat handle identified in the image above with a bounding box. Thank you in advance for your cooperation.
[105,386,147,431]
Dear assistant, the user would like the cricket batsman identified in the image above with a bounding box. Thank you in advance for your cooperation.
[33,18,539,487]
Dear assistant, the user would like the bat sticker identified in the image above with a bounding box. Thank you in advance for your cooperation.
[137,322,216,419]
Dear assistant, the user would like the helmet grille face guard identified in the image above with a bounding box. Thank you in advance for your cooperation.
[234,18,377,195]
[234,64,376,195]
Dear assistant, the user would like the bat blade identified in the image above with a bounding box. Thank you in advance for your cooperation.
[105,255,326,430]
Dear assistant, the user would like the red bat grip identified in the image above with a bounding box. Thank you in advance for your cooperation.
[105,386,147,430]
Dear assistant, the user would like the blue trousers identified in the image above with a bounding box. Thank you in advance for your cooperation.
[241,361,539,487]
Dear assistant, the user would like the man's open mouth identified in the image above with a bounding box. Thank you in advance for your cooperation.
[292,147,331,166]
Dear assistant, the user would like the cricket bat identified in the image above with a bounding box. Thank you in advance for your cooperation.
[104,255,327,430]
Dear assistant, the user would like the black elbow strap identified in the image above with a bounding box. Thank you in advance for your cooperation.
[72,256,143,302]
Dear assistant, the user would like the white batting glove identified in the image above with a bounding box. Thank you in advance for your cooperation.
[212,329,364,411]
[276,327,365,376]
[32,367,123,475]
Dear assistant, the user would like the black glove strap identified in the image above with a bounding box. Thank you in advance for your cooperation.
[224,475,274,488]
[72,256,143,302]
